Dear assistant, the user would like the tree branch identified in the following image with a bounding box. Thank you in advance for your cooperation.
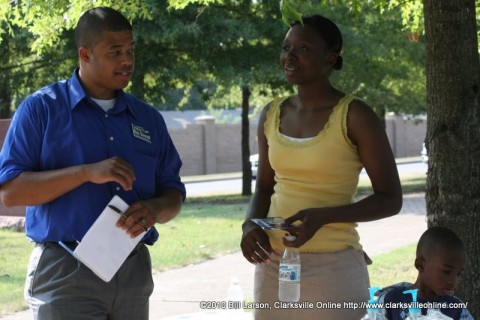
[0,59,48,71]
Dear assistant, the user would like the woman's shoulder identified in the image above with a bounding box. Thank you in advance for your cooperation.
[345,95,383,132]
[260,96,290,118]
[345,95,374,114]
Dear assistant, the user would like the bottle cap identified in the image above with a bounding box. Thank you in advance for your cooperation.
[284,235,296,242]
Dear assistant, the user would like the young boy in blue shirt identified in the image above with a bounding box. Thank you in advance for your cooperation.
[379,226,473,319]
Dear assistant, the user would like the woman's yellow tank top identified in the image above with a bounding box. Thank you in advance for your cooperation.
[264,94,363,253]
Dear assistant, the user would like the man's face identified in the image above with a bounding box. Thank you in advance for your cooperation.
[419,249,465,299]
[79,30,135,99]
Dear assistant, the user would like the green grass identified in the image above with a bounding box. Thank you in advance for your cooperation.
[357,173,426,196]
[0,172,425,316]
[369,243,417,287]
[0,229,34,315]
[150,202,248,271]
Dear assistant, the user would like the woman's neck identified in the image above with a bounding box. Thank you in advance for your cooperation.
[296,84,342,109]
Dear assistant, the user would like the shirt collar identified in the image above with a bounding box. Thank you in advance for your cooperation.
[68,68,137,119]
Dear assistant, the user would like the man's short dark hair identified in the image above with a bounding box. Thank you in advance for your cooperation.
[75,7,132,49]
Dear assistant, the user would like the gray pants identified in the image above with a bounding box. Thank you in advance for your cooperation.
[25,242,154,320]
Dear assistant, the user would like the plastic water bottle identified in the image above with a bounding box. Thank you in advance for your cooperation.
[404,289,423,320]
[227,276,244,311]
[278,235,301,302]
[360,287,387,320]
[425,309,453,319]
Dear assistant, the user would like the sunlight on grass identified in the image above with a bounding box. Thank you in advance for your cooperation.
[0,230,33,315]
[357,173,426,196]
[369,243,417,288]
[149,203,247,271]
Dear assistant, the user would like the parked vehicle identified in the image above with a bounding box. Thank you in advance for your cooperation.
[250,153,258,178]
[421,143,428,163]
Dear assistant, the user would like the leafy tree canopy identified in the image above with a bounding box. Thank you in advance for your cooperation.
[0,0,428,116]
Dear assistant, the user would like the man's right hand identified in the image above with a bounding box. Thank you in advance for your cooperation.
[0,157,136,207]
[84,156,136,191]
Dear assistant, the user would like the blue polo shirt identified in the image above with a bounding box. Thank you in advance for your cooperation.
[0,69,186,245]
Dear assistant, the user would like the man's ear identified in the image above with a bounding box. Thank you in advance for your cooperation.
[414,257,425,272]
[79,47,90,63]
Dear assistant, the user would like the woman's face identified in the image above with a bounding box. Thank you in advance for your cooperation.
[279,24,336,86]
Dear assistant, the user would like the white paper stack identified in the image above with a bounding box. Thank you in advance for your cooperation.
[64,195,146,282]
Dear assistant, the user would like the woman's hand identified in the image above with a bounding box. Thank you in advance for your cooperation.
[283,208,328,247]
[241,222,276,264]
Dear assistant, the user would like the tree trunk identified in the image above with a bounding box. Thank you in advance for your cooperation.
[379,106,386,129]
[0,80,11,119]
[423,0,480,317]
[0,34,12,118]
[241,85,252,196]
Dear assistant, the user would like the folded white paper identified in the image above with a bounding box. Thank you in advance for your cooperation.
[65,195,146,282]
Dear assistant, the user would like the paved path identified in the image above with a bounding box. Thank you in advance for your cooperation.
[0,193,427,320]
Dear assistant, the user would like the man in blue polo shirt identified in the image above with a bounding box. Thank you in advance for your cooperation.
[0,7,185,320]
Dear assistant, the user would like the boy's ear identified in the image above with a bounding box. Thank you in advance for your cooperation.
[415,257,425,272]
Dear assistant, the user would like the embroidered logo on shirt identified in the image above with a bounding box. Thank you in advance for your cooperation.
[131,124,151,143]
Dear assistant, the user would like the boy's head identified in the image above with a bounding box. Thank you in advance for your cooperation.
[415,226,466,298]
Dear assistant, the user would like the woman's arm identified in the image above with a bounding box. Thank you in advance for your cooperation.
[240,103,278,264]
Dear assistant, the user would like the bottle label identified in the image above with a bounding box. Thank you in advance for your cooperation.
[279,263,301,282]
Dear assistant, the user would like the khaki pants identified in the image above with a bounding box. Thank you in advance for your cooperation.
[24,242,154,320]
[254,248,370,320]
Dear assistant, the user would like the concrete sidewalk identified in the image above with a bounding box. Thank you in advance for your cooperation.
[0,193,427,320]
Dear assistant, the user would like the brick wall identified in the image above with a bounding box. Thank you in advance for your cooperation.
[0,114,425,216]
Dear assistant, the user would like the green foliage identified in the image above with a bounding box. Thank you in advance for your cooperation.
[0,24,77,116]
[386,0,424,33]
[0,0,428,116]
[308,0,423,32]
[1,1,155,53]
[167,0,223,10]
[279,0,303,27]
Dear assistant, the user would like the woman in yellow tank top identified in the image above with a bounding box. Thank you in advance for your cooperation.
[240,15,402,319]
